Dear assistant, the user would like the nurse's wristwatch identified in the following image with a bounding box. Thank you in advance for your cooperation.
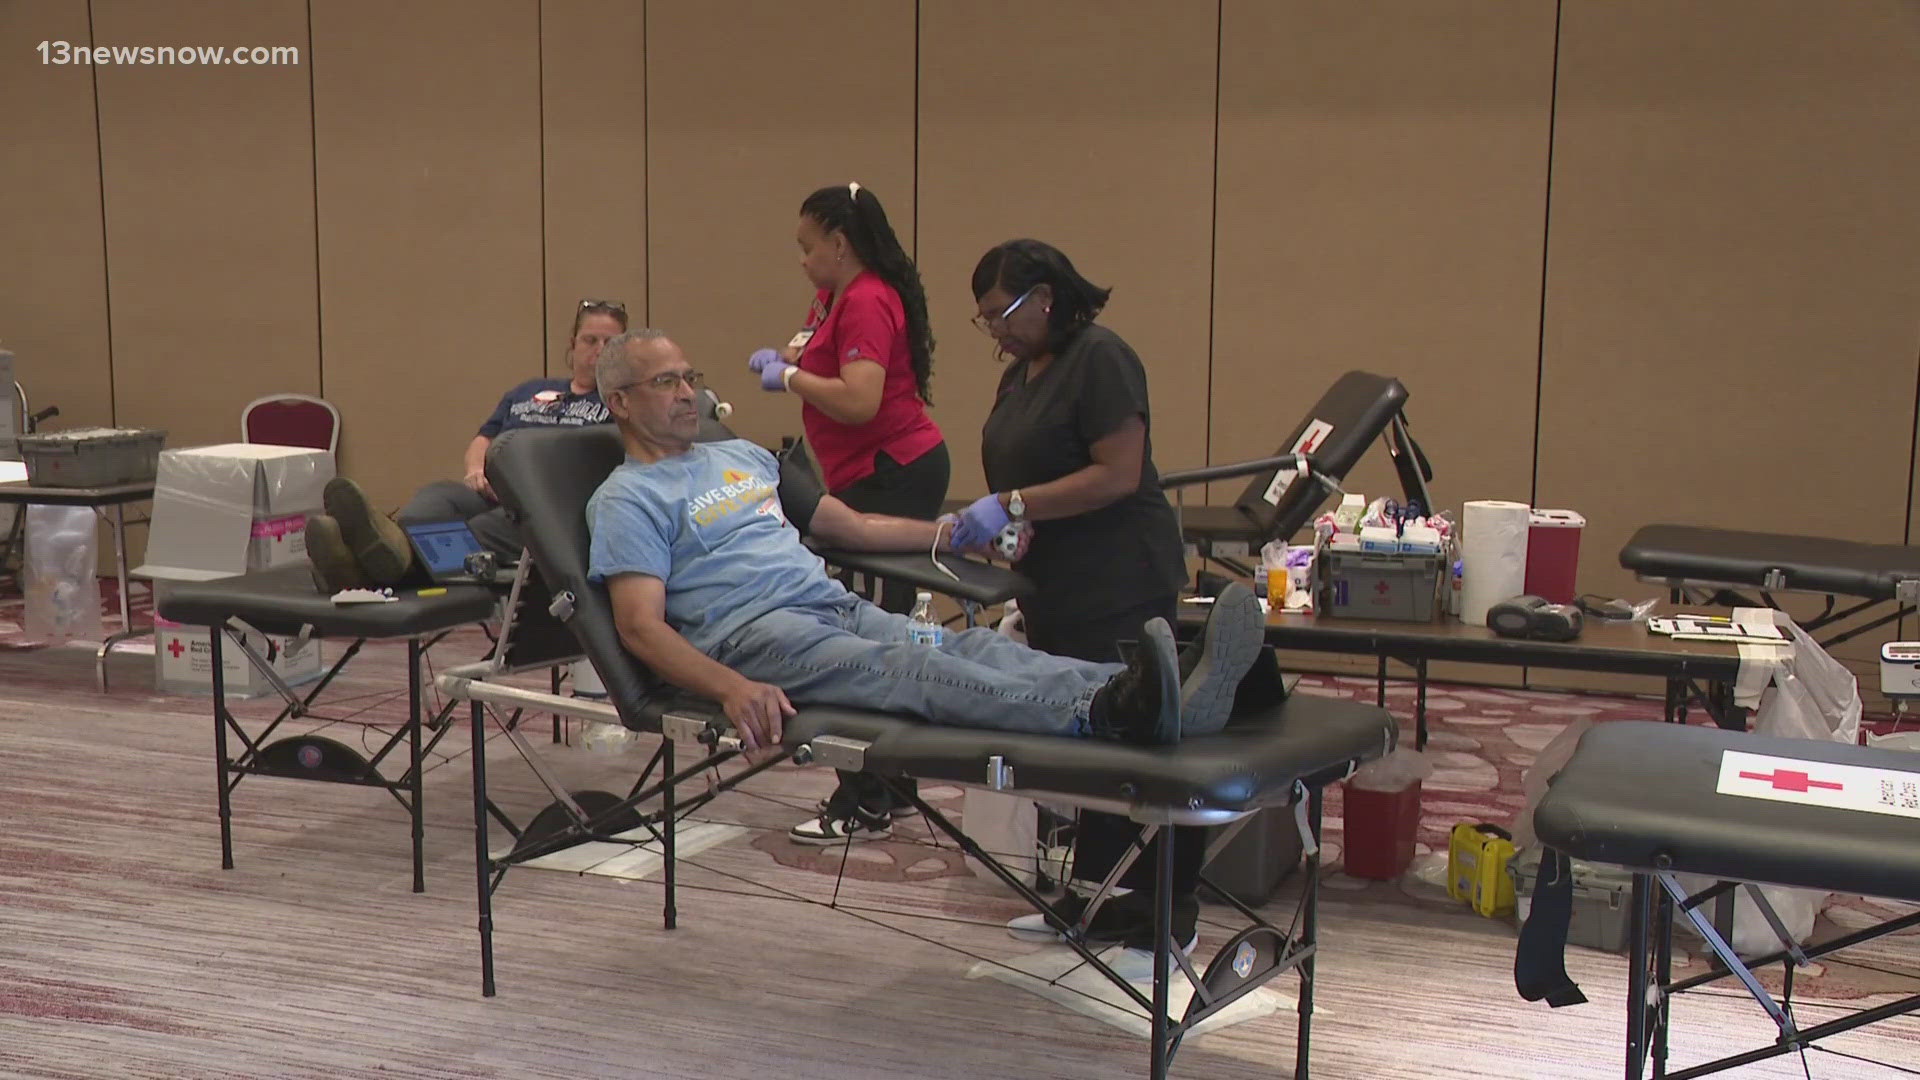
[1006,489,1026,521]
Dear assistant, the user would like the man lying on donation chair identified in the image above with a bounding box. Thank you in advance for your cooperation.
[586,328,1266,753]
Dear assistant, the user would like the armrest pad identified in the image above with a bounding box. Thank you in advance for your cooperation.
[813,547,1032,607]
[1162,453,1312,490]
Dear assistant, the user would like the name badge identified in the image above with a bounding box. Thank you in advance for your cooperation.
[787,329,815,351]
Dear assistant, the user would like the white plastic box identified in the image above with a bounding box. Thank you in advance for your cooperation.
[134,443,332,583]
[152,612,322,699]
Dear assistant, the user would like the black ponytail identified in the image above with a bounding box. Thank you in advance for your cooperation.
[800,184,936,405]
[969,239,1111,356]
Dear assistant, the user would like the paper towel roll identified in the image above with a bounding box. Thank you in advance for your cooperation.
[1461,500,1531,626]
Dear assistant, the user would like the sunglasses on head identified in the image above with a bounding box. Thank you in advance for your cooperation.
[578,298,627,314]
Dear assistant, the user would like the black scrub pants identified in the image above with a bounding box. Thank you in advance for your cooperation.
[1022,594,1206,897]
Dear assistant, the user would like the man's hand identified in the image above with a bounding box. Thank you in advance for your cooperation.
[464,467,496,501]
[718,677,795,754]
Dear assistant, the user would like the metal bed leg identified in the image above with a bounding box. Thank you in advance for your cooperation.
[1150,824,1173,1080]
[1295,785,1322,1080]
[662,740,677,931]
[409,638,425,894]
[1654,882,1673,1078]
[1375,654,1387,707]
[212,627,234,870]
[471,699,496,997]
[94,502,146,692]
[1415,658,1429,750]
[549,666,562,744]
[1626,873,1653,1080]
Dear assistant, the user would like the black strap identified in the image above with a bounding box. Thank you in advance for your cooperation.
[1514,851,1588,1007]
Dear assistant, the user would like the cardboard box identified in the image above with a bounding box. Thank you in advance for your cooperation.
[153,613,323,699]
[134,443,332,583]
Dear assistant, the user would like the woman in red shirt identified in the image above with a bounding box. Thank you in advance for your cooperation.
[748,182,948,843]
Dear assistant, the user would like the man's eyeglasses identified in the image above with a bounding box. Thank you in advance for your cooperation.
[609,370,706,394]
[579,298,627,314]
[971,286,1038,335]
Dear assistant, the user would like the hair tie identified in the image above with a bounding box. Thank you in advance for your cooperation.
[847,181,862,200]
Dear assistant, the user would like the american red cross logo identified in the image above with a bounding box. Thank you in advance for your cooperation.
[1739,769,1842,793]
[167,638,186,659]
[1375,580,1391,596]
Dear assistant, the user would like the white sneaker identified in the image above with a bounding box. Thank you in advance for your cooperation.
[1105,934,1202,983]
[787,807,893,845]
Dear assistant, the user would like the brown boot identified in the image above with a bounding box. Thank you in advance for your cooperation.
[304,513,366,594]
[323,477,413,585]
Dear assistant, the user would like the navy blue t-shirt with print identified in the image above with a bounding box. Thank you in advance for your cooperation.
[477,378,611,438]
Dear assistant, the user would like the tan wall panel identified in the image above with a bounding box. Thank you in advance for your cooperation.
[312,0,544,509]
[917,0,1218,497]
[541,1,646,378]
[1213,2,1556,687]
[94,0,318,457]
[645,1,915,452]
[0,3,112,432]
[1211,1,1555,516]
[1536,1,1920,701]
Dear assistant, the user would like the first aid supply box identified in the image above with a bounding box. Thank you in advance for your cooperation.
[18,427,168,488]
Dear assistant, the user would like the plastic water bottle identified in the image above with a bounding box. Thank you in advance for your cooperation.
[907,591,944,649]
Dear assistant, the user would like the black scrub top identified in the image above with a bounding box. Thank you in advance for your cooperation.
[980,323,1187,622]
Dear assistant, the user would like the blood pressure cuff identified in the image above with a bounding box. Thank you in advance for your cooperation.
[778,445,827,536]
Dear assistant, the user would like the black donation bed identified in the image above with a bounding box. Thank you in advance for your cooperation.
[440,401,1397,1079]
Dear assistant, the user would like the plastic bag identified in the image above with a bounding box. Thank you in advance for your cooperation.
[1678,612,1858,956]
[1349,748,1433,792]
[23,504,102,642]
[1508,718,1594,850]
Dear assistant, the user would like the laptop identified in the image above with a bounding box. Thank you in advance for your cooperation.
[401,519,500,584]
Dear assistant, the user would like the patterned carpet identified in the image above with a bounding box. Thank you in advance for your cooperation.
[1,588,1917,1078]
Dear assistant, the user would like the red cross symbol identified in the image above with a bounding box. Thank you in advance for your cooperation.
[1375,579,1392,596]
[167,638,186,659]
[1739,769,1842,793]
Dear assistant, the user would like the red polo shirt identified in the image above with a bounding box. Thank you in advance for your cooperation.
[797,271,944,492]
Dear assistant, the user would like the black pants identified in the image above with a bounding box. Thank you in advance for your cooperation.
[398,480,522,558]
[1024,594,1206,896]
[832,443,952,615]
[827,443,951,812]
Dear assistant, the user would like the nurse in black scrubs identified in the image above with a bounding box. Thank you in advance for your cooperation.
[950,238,1204,958]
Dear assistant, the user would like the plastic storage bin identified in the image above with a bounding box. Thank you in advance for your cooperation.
[1205,805,1305,905]
[1315,547,1445,622]
[1510,851,1633,954]
[18,427,167,487]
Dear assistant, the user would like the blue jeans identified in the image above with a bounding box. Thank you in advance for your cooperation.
[710,597,1124,737]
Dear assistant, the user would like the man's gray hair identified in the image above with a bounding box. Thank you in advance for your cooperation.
[595,328,673,393]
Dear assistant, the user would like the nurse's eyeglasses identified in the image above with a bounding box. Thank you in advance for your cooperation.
[578,298,627,315]
[971,286,1038,335]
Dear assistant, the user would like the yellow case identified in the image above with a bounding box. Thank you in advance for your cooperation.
[1447,822,1517,917]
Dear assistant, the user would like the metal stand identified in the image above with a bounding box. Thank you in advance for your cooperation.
[1616,869,1920,1079]
[211,627,460,891]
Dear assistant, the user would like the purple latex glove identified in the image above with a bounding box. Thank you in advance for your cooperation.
[757,356,795,392]
[950,494,1011,550]
[747,348,781,374]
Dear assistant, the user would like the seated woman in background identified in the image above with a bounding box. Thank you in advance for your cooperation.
[305,299,626,592]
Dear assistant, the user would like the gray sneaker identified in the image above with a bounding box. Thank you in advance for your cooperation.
[1180,583,1264,737]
